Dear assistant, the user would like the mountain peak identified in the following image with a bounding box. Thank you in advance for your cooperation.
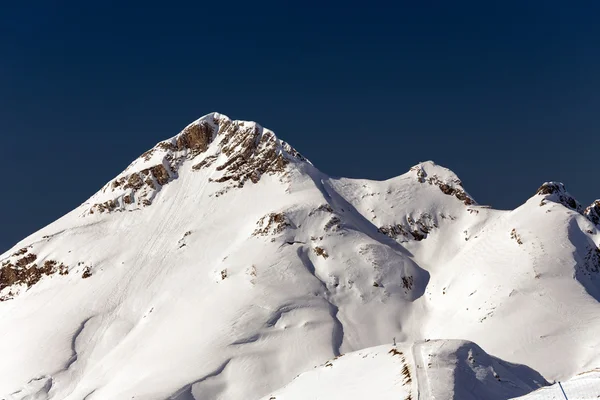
[535,182,582,212]
[84,113,307,215]
[409,161,475,205]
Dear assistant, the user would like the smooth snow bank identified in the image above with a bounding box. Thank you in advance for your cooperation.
[512,370,600,400]
[262,340,547,400]
[259,345,414,400]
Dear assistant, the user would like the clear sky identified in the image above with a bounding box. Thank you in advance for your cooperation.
[1,1,599,252]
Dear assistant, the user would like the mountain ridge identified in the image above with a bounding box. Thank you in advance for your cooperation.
[79,112,598,220]
[1,112,600,399]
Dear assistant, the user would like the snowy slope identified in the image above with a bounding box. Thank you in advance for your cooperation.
[1,112,599,400]
[260,340,547,400]
[514,370,600,400]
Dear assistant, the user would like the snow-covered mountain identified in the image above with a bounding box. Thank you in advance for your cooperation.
[1,113,599,400]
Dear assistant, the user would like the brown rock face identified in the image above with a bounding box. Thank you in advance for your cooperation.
[87,114,307,215]
[426,176,474,206]
[150,165,170,186]
[125,173,144,190]
[205,119,304,188]
[0,253,69,298]
[313,246,329,259]
[0,266,18,289]
[15,253,37,267]
[253,213,291,236]
[411,165,475,206]
[176,121,214,153]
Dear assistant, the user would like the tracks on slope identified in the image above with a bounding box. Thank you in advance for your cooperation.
[412,341,432,400]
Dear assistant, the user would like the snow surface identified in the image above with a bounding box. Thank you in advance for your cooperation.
[514,370,600,400]
[1,113,599,399]
[261,340,547,400]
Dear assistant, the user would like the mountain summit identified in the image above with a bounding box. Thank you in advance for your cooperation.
[86,113,307,214]
[1,114,600,400]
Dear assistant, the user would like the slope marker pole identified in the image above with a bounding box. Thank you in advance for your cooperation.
[558,381,569,400]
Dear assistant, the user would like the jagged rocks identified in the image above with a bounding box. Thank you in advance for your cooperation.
[581,246,600,276]
[410,164,475,205]
[90,162,175,214]
[175,121,214,153]
[150,165,170,186]
[192,154,218,170]
[401,276,414,290]
[536,182,582,212]
[585,200,600,226]
[253,213,291,236]
[308,204,334,216]
[313,246,329,259]
[0,251,70,301]
[510,229,523,245]
[86,114,306,215]
[91,200,118,214]
[206,118,305,189]
[378,213,438,242]
[307,204,341,232]
[428,176,474,205]
[324,216,341,232]
[11,248,28,257]
[81,267,92,279]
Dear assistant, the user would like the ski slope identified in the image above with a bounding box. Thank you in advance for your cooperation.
[260,340,547,400]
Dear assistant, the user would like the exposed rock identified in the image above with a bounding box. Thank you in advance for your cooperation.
[324,216,342,232]
[428,176,474,205]
[308,204,334,217]
[11,248,28,257]
[313,246,329,259]
[16,253,37,267]
[175,121,214,153]
[510,229,523,245]
[90,200,118,214]
[206,118,305,189]
[81,267,92,279]
[86,114,306,215]
[149,165,170,186]
[125,173,144,190]
[253,213,291,236]
[378,213,438,242]
[410,164,475,205]
[584,200,600,226]
[536,182,582,212]
[580,246,600,276]
[0,254,69,300]
[192,154,219,170]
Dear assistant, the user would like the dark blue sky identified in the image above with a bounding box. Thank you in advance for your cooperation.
[1,1,599,252]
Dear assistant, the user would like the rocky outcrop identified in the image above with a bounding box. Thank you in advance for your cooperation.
[89,162,175,214]
[86,113,306,215]
[0,249,70,301]
[205,115,306,189]
[175,121,214,154]
[584,200,600,226]
[536,182,582,212]
[378,213,438,242]
[410,163,475,205]
[581,246,600,276]
[253,213,292,236]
